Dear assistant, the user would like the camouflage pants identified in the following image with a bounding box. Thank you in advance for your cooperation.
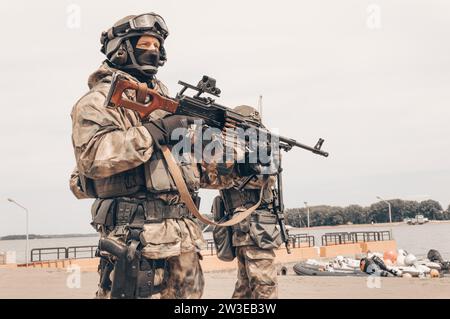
[96,251,204,299]
[232,245,278,299]
[160,251,205,299]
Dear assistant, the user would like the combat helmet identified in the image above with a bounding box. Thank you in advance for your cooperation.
[100,13,169,78]
[233,105,262,126]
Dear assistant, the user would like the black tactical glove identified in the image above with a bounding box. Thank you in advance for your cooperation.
[143,115,196,146]
[235,141,272,176]
[236,162,262,176]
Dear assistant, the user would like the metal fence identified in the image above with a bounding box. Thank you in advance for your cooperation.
[350,231,391,243]
[205,240,216,256]
[321,231,392,246]
[31,245,98,262]
[30,230,384,261]
[67,245,98,259]
[203,233,315,257]
[289,233,315,248]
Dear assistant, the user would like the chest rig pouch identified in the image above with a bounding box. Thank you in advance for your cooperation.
[144,150,200,193]
[79,165,146,199]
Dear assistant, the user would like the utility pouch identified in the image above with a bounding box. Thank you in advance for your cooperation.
[233,215,251,234]
[79,173,98,198]
[212,215,236,262]
[249,211,282,250]
[91,199,116,230]
[144,151,200,193]
[92,166,146,199]
[211,196,225,222]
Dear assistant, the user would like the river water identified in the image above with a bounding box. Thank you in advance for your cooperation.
[287,221,450,258]
[1,222,449,263]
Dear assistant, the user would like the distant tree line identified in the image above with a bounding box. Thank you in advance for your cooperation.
[286,199,450,227]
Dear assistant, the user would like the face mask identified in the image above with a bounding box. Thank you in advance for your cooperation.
[134,48,160,67]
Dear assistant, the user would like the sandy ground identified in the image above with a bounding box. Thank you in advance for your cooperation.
[1,264,449,299]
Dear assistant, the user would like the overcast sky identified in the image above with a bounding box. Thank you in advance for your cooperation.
[0,0,449,236]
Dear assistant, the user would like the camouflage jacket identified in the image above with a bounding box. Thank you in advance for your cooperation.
[70,63,206,259]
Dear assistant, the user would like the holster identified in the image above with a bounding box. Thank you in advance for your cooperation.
[98,238,136,298]
[98,238,167,299]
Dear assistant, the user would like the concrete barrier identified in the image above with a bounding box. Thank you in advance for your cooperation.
[68,258,100,272]
[5,242,397,273]
[13,258,99,272]
[319,240,398,258]
[319,243,362,258]
[276,247,320,262]
[200,246,320,272]
[25,247,319,273]
[360,240,397,254]
[0,251,16,265]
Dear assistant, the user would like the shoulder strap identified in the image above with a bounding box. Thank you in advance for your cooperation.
[160,145,266,227]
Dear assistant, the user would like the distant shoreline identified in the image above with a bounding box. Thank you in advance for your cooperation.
[2,220,449,240]
[289,220,450,232]
[0,233,98,241]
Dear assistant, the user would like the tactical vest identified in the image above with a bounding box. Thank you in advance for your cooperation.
[144,150,200,193]
[79,149,200,199]
[219,185,281,249]
[220,186,273,214]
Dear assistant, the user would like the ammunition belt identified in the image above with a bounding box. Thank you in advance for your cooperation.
[115,197,192,226]
[91,196,195,230]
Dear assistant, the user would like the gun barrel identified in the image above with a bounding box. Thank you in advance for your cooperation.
[278,136,329,157]
[250,125,329,157]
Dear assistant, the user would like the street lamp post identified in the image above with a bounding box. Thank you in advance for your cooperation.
[7,198,29,267]
[304,202,310,228]
[376,196,392,224]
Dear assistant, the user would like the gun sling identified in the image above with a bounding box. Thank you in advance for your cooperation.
[160,145,266,227]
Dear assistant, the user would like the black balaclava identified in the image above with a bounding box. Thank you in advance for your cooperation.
[125,37,161,86]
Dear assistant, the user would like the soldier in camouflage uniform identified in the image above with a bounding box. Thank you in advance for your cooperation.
[69,13,207,299]
[212,105,283,299]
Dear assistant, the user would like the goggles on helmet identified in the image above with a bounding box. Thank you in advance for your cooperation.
[113,13,169,40]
